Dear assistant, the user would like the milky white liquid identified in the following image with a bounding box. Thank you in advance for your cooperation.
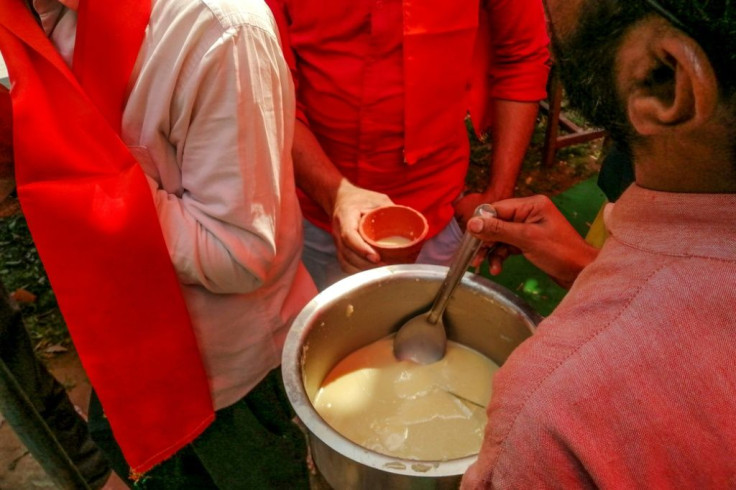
[374,235,412,246]
[313,337,499,461]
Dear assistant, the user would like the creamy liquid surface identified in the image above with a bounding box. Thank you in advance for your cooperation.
[313,337,499,461]
[374,235,412,246]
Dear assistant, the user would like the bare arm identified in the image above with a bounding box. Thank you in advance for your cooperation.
[267,0,394,273]
[456,0,549,227]
[455,99,539,228]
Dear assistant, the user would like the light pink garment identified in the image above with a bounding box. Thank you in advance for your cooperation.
[463,184,736,488]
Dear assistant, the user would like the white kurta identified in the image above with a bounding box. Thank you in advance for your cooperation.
[38,0,316,410]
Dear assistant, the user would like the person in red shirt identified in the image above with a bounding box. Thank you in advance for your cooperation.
[266,0,550,289]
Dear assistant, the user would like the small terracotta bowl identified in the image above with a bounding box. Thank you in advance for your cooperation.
[358,205,429,264]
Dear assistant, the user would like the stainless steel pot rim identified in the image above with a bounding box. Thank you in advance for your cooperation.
[282,264,541,477]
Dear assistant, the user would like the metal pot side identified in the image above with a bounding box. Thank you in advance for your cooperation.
[282,264,542,490]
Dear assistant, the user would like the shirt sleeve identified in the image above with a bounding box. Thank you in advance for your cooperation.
[485,0,550,101]
[462,405,596,489]
[147,20,293,295]
[460,331,598,489]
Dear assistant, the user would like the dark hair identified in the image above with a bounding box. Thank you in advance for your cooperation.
[652,0,736,95]
[553,3,649,144]
[553,0,736,148]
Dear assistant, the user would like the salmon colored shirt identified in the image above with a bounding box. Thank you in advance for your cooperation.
[267,0,549,237]
[463,185,736,488]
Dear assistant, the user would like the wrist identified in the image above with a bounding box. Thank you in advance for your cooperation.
[482,184,515,202]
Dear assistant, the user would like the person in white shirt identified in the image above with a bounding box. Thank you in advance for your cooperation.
[31,0,317,487]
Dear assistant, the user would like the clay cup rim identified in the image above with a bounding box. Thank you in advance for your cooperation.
[358,205,429,252]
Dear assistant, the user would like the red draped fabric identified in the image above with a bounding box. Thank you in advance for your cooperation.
[0,0,214,475]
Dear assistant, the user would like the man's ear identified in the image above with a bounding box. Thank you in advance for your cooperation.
[621,20,719,136]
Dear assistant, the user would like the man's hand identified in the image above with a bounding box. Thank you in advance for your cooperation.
[454,188,508,231]
[291,121,393,273]
[331,179,394,274]
[466,195,600,289]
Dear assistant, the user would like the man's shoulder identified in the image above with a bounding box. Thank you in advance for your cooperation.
[155,0,276,35]
[203,0,276,32]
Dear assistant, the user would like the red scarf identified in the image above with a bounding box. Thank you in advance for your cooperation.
[0,0,214,475]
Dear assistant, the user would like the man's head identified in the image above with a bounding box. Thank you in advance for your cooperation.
[545,0,736,192]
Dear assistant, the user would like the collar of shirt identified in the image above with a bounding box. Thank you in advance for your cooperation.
[607,184,736,262]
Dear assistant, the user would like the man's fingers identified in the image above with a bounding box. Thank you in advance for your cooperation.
[489,255,504,276]
[487,245,514,276]
[341,227,380,264]
[336,228,381,272]
[489,194,552,222]
[467,215,534,251]
[337,247,376,273]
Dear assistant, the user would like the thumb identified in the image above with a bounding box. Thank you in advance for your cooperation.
[467,217,486,233]
[467,216,533,251]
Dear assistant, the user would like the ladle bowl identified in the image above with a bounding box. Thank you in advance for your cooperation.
[393,204,496,364]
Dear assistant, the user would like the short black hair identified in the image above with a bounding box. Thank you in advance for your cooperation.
[554,0,736,146]
[552,3,647,144]
[651,0,736,95]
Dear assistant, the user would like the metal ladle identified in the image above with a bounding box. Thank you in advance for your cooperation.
[393,203,497,364]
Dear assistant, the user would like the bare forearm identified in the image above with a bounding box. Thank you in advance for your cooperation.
[455,100,540,228]
[292,120,345,216]
[486,99,539,200]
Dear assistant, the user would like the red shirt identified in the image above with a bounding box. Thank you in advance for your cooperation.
[267,0,549,237]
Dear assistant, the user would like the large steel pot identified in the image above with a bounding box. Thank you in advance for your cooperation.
[282,264,542,489]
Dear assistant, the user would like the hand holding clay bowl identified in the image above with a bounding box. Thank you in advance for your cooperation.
[359,205,429,264]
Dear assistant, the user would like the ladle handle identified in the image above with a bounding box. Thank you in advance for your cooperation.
[427,204,496,324]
